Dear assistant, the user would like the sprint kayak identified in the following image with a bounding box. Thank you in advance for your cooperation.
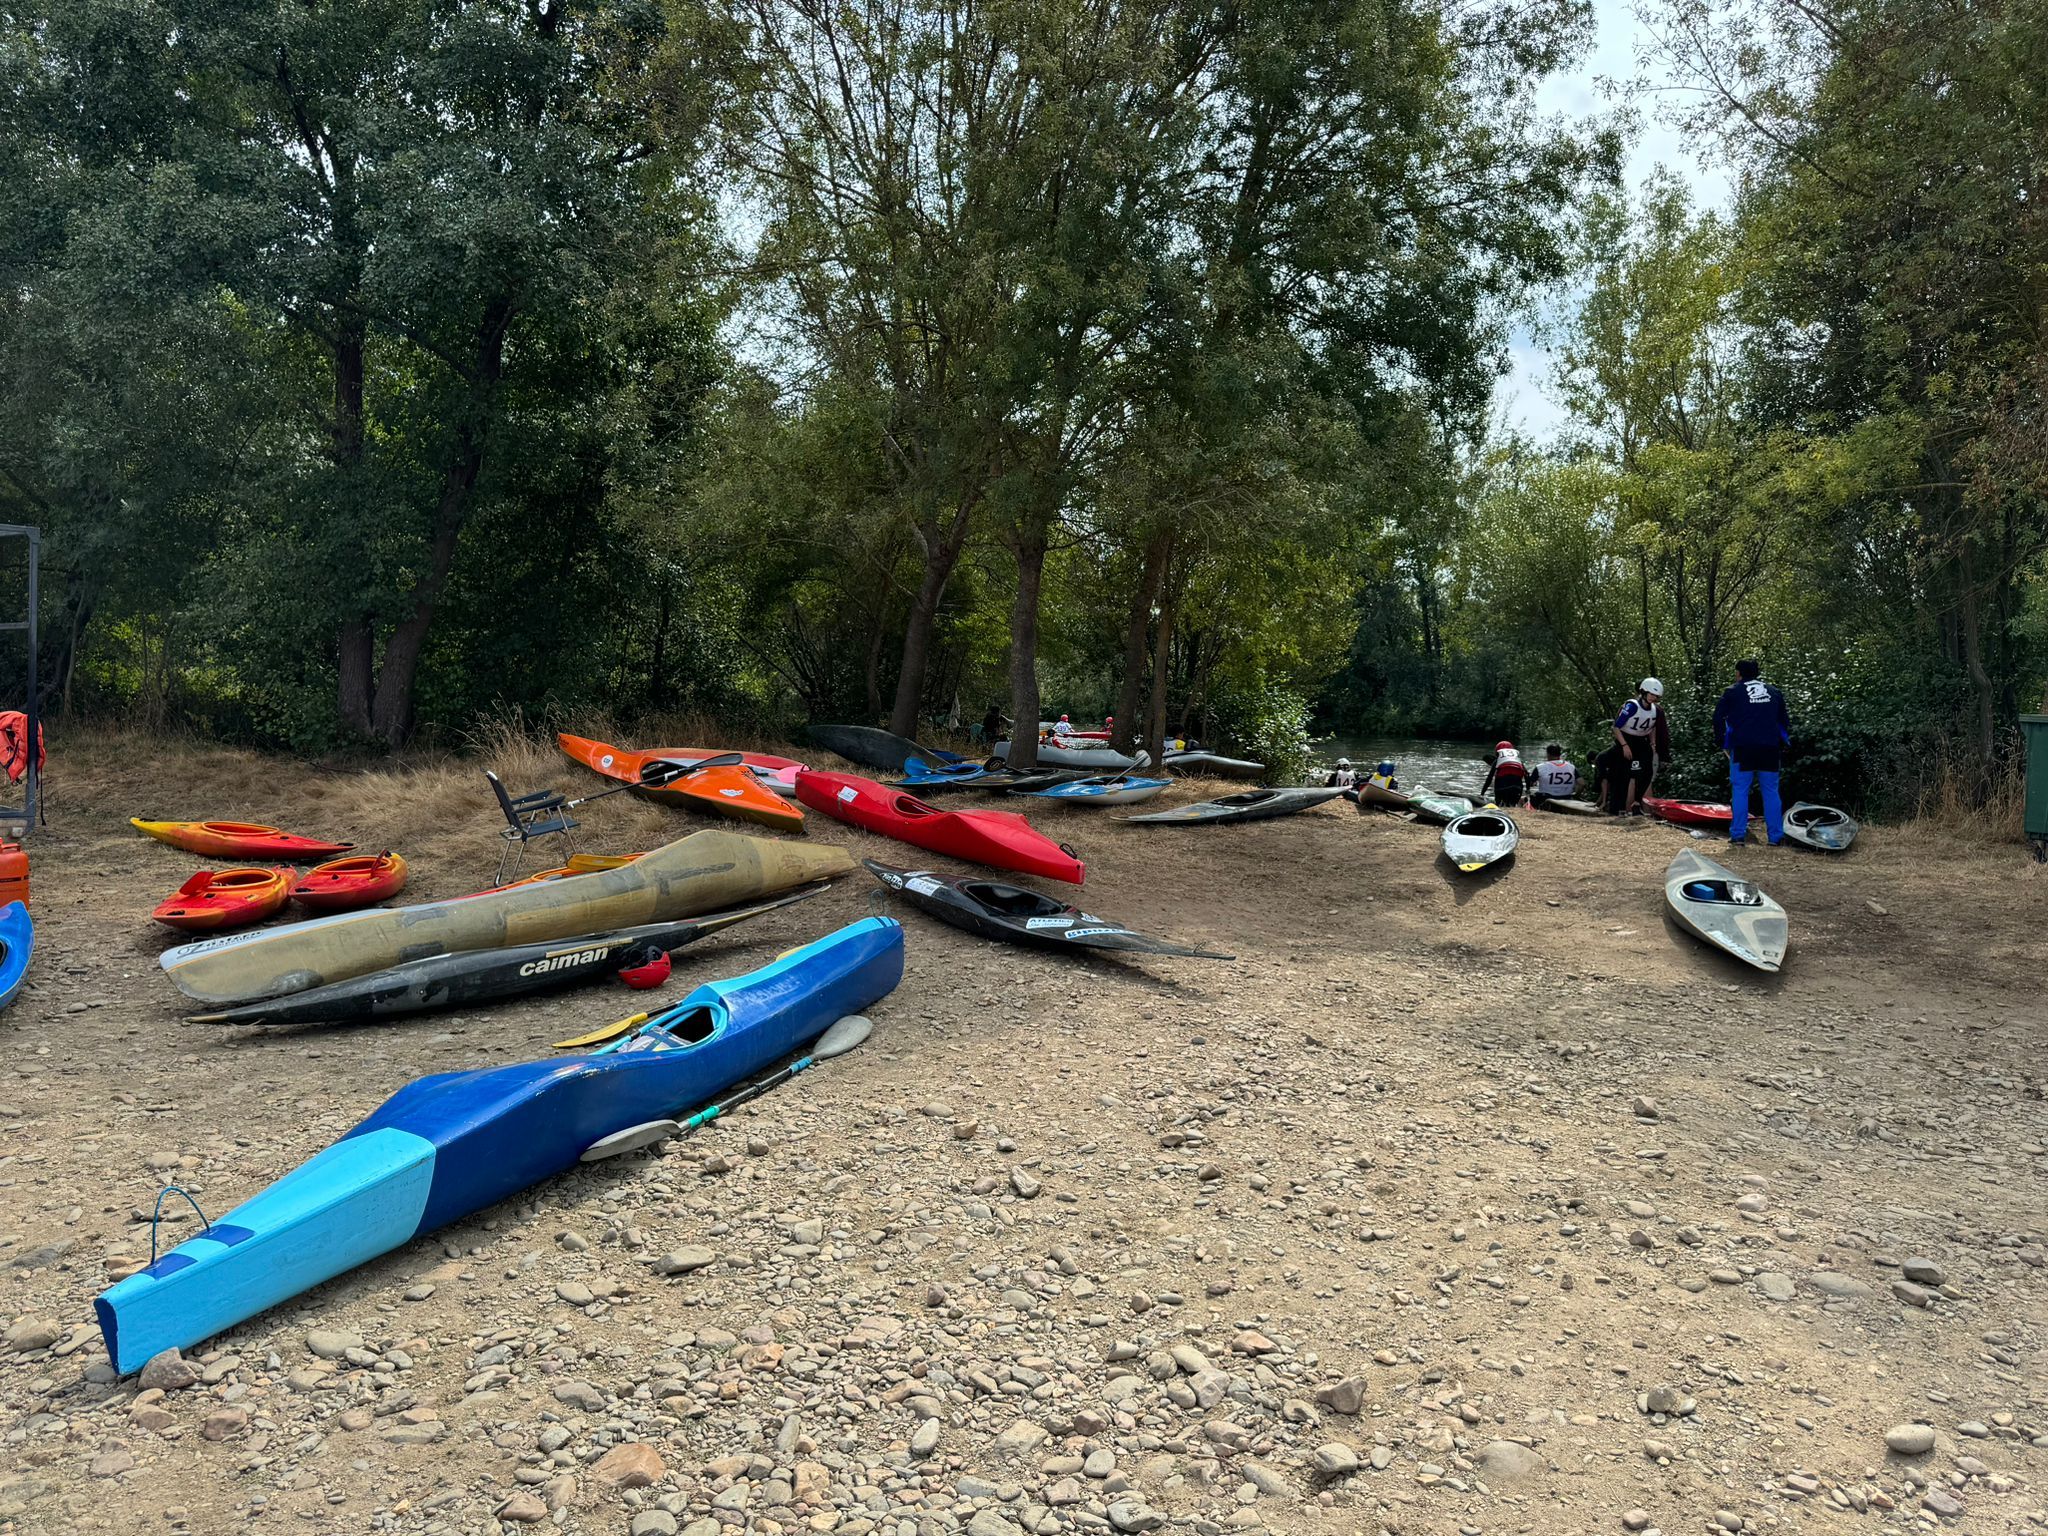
[864,861,1228,957]
[291,853,408,913]
[1353,782,1412,811]
[1642,798,1735,830]
[98,917,905,1372]
[131,820,354,861]
[186,888,823,1027]
[158,829,857,1007]
[994,738,1141,772]
[1442,811,1518,872]
[0,901,32,1009]
[1022,774,1171,807]
[806,724,962,772]
[795,769,1084,884]
[153,869,292,932]
[557,733,805,797]
[1121,787,1345,825]
[1665,848,1787,972]
[1783,802,1858,851]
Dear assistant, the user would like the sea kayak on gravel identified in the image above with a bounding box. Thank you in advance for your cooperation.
[98,918,905,1374]
[1119,787,1345,825]
[132,820,354,861]
[796,769,1084,884]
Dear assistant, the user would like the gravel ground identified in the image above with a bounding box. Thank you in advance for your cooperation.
[3,743,2046,1536]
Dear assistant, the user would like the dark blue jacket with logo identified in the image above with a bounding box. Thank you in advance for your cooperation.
[1712,679,1791,770]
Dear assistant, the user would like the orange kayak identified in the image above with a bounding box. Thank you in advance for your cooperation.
[485,852,643,894]
[291,852,409,913]
[557,734,806,796]
[556,735,804,830]
[132,819,354,861]
[153,868,292,932]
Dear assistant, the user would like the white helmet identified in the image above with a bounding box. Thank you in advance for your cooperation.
[1336,757,1351,767]
[1640,677,1664,697]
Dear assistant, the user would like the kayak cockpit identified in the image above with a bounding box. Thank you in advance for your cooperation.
[960,882,1065,918]
[1681,879,1765,907]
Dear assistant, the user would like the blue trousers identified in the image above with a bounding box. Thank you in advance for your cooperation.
[1729,762,1782,843]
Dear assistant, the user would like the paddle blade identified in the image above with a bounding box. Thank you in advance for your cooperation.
[812,1014,873,1059]
[641,752,743,785]
[579,1119,680,1162]
[554,1010,650,1050]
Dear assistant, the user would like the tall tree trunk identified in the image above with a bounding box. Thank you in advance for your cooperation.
[1004,518,1050,770]
[338,620,375,736]
[1957,559,1996,794]
[331,318,374,737]
[1110,528,1170,753]
[1143,582,1175,770]
[365,294,514,746]
[864,611,887,721]
[887,502,976,738]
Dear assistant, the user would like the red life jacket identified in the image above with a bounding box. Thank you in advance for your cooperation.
[0,713,43,784]
[1493,746,1526,779]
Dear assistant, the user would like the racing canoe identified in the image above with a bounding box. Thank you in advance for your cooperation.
[864,861,1228,958]
[1120,787,1344,825]
[795,769,1084,884]
[98,918,905,1373]
[1442,811,1518,872]
[157,829,857,1007]
[132,820,354,861]
[1665,848,1787,972]
[186,888,823,1027]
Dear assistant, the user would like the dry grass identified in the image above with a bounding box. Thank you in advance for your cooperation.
[1896,755,2030,846]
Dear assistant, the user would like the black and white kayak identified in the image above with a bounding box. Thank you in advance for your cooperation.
[184,889,823,1027]
[863,861,1231,958]
[1442,811,1518,872]
[1120,787,1345,825]
[1665,849,1787,972]
[1783,802,1858,852]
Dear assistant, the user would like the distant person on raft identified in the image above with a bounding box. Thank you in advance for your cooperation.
[1528,743,1578,805]
[1605,678,1669,814]
[1479,740,1527,807]
[1049,715,1075,742]
[1712,658,1792,846]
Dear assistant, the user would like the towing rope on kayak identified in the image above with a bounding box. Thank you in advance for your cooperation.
[146,1185,216,1264]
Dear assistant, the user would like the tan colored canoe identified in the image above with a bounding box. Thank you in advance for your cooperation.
[159,830,855,1007]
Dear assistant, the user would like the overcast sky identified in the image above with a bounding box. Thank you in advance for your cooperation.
[1491,0,1734,442]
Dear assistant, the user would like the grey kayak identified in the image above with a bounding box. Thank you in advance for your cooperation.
[1532,796,1600,815]
[1404,791,1473,826]
[995,738,1141,771]
[1121,787,1346,825]
[807,723,956,772]
[1161,751,1265,780]
[1783,802,1858,851]
[1442,811,1518,872]
[1665,848,1787,972]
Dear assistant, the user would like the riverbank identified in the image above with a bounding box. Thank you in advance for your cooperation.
[3,728,2045,1534]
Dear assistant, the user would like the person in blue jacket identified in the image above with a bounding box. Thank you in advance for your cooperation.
[1711,658,1792,845]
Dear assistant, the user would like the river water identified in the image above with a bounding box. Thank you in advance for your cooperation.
[1310,734,1495,797]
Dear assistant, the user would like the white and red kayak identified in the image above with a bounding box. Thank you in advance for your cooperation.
[1641,798,1735,830]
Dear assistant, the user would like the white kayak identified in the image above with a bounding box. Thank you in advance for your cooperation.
[1441,811,1518,872]
[1783,802,1858,851]
[995,738,1141,771]
[1664,848,1788,972]
[1022,774,1171,806]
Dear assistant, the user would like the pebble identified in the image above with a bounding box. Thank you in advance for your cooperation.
[1922,1487,1964,1517]
[1901,1256,1947,1285]
[1884,1423,1936,1455]
[910,1419,940,1458]
[4,1317,62,1353]
[556,1280,596,1306]
[1808,1272,1873,1300]
[1758,1271,1795,1301]
[1622,1511,1651,1532]
[630,1514,679,1536]
[496,1491,548,1523]
[1009,1168,1041,1199]
[592,1442,664,1489]
[654,1246,717,1275]
[138,1348,198,1392]
[1311,1444,1359,1476]
[1476,1439,1545,1480]
[305,1329,363,1360]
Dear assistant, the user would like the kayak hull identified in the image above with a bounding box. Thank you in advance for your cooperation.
[158,830,857,1007]
[97,919,905,1373]
[558,734,804,796]
[1121,788,1345,825]
[132,819,354,861]
[1665,848,1787,972]
[795,770,1084,884]
[1642,798,1735,830]
[1353,782,1411,811]
[0,901,31,1010]
[1442,812,1518,872]
[291,854,409,913]
[995,739,1140,772]
[1783,802,1858,851]
[186,890,823,1027]
[805,724,959,773]
[1160,751,1265,781]
[1022,775,1170,806]
[1404,792,1474,826]
[864,861,1228,958]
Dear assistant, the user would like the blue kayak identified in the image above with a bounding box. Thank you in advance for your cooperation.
[95,917,905,1373]
[0,901,29,1009]
[1023,774,1171,806]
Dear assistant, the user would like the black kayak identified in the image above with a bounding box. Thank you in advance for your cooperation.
[185,888,823,1027]
[1119,787,1346,824]
[807,723,960,772]
[863,861,1232,959]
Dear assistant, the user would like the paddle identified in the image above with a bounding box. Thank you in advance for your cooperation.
[566,752,748,808]
[576,1014,875,1162]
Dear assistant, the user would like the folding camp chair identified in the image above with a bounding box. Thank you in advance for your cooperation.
[486,770,578,884]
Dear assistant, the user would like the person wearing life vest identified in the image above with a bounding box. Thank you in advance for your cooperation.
[1366,759,1399,791]
[1051,715,1075,741]
[1479,740,1528,807]
[1528,744,1579,806]
[1606,678,1669,814]
[1711,658,1792,845]
[1325,757,1357,789]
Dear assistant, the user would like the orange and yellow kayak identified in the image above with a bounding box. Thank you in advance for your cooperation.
[154,868,293,932]
[556,735,804,830]
[557,734,805,796]
[132,819,355,861]
[291,853,409,913]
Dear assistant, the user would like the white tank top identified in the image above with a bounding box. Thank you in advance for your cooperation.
[1534,760,1576,795]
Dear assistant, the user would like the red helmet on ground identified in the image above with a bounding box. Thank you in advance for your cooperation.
[616,945,672,990]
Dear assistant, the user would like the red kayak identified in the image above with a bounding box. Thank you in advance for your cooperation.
[131,819,355,860]
[794,769,1084,884]
[291,852,410,913]
[1641,798,1734,829]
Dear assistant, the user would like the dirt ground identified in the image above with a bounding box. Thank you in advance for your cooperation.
[2,730,2046,1536]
